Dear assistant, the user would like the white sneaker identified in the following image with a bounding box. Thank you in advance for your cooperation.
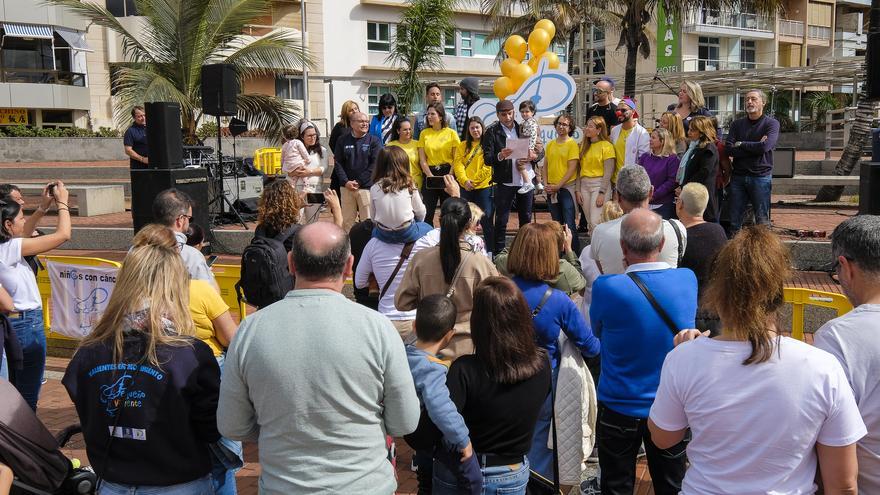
[518,183,535,194]
[535,182,545,194]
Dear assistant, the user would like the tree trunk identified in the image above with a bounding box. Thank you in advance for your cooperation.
[624,40,638,97]
[814,70,873,202]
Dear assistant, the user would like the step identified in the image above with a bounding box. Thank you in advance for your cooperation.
[775,175,860,187]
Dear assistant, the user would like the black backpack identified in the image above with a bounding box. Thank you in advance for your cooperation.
[237,225,298,309]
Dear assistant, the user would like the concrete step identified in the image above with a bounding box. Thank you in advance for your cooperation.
[0,162,131,181]
[774,174,860,195]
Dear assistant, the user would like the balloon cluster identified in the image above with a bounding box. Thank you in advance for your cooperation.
[493,19,561,100]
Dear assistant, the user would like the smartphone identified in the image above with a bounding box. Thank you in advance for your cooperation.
[306,193,325,204]
[425,176,447,190]
[206,255,219,267]
[47,183,56,198]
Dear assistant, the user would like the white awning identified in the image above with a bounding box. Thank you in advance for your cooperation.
[1,22,54,40]
[55,27,93,52]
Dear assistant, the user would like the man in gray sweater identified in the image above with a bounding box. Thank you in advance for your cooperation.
[218,221,420,494]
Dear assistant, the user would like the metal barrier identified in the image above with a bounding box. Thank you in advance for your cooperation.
[253,147,282,175]
[784,287,852,341]
[212,264,248,321]
[36,256,122,339]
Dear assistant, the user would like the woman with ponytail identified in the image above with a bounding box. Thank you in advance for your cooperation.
[647,227,865,494]
[395,197,498,359]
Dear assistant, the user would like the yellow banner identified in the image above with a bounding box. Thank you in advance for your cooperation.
[0,108,28,125]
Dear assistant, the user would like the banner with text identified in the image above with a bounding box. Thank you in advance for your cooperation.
[656,2,681,74]
[48,262,118,339]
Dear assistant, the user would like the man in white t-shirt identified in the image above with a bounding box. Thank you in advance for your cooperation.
[589,165,685,274]
[814,215,880,493]
[151,188,217,289]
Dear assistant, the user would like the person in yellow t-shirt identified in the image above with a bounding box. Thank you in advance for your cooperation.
[453,116,494,247]
[543,113,582,253]
[577,115,617,231]
[189,278,238,358]
[417,101,461,225]
[386,117,422,189]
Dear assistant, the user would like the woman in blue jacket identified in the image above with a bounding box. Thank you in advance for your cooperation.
[370,93,401,145]
[506,222,600,482]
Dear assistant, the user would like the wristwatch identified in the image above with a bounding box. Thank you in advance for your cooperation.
[735,141,742,147]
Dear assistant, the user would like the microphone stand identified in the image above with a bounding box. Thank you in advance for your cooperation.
[652,71,679,97]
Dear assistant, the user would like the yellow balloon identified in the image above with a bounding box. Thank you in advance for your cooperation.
[504,35,528,62]
[493,77,515,100]
[528,28,551,57]
[528,55,540,72]
[509,62,535,89]
[500,58,520,78]
[535,19,556,40]
[535,51,560,70]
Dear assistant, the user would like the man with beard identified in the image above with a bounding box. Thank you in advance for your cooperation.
[609,98,650,184]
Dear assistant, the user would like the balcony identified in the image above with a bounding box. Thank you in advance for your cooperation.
[808,25,832,41]
[1,69,86,87]
[683,9,775,39]
[779,19,805,38]
[681,58,773,71]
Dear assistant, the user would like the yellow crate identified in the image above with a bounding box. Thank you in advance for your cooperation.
[253,147,282,176]
[783,287,853,341]
[212,263,248,321]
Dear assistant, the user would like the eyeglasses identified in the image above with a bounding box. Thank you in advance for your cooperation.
[556,122,570,128]
[179,214,193,222]
[592,89,608,94]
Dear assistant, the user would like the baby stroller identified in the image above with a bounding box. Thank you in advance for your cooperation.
[0,378,96,494]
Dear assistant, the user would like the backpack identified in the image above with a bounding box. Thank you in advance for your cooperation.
[237,225,298,308]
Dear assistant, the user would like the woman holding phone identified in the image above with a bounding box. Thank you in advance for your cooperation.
[418,102,461,226]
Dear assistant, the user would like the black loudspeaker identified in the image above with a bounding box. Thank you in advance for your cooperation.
[859,162,880,215]
[201,64,239,116]
[130,168,210,233]
[145,102,184,169]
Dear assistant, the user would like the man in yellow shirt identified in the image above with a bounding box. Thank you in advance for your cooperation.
[609,97,650,184]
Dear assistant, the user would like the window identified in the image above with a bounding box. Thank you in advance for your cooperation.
[592,26,605,43]
[706,96,719,112]
[460,31,473,57]
[591,48,606,74]
[698,36,720,70]
[368,85,392,115]
[443,89,456,115]
[740,40,756,69]
[553,43,567,63]
[105,0,138,16]
[275,75,304,100]
[473,33,500,57]
[367,22,391,52]
[442,28,456,56]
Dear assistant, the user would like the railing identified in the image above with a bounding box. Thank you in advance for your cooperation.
[779,19,805,37]
[0,68,86,87]
[824,105,880,159]
[684,9,775,33]
[681,58,772,72]
[808,25,832,41]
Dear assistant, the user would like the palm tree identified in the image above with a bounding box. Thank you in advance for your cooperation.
[387,0,457,115]
[481,0,783,98]
[47,0,312,143]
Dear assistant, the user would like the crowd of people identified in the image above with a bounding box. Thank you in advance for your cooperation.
[0,74,877,495]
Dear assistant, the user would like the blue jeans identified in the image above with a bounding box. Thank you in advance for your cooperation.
[9,309,45,411]
[433,456,530,495]
[547,188,581,254]
[372,221,434,244]
[211,353,242,495]
[728,174,772,235]
[462,187,494,255]
[494,184,534,255]
[99,475,213,495]
[1,349,8,380]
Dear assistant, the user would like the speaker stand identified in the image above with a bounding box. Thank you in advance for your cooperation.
[209,115,248,229]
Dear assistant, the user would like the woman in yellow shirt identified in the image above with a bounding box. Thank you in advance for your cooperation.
[418,101,461,225]
[453,116,493,248]
[577,115,617,231]
[386,118,422,188]
[542,113,581,253]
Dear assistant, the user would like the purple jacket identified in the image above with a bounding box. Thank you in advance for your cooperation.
[637,153,679,205]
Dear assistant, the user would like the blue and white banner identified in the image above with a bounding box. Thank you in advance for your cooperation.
[47,261,118,339]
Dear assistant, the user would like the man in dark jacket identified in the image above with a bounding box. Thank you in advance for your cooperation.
[483,100,543,255]
[333,112,382,231]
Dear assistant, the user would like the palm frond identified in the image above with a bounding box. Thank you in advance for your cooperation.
[111,66,193,129]
[222,31,313,79]
[236,93,300,144]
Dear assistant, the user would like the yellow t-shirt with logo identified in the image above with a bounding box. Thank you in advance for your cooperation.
[417,127,461,166]
[613,127,632,182]
[387,139,422,188]
[189,279,230,357]
[453,141,492,189]
[545,138,580,185]
[580,140,617,178]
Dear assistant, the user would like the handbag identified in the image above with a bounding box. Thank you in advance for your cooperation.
[527,286,563,495]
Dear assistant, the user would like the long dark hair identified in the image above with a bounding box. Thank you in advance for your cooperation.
[426,101,447,129]
[464,116,484,154]
[0,199,21,243]
[471,277,547,384]
[296,120,324,159]
[439,197,471,284]
[390,116,412,142]
[375,93,397,121]
[372,147,414,193]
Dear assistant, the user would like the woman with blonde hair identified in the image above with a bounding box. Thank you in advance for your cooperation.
[506,223,599,484]
[62,229,220,495]
[637,127,680,219]
[677,115,719,222]
[668,81,712,133]
[648,227,865,494]
[659,111,687,154]
[328,100,362,195]
[576,116,617,232]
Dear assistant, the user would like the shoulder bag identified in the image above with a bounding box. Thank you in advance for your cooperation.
[665,219,684,266]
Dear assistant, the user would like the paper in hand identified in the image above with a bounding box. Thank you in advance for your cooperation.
[506,138,530,162]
